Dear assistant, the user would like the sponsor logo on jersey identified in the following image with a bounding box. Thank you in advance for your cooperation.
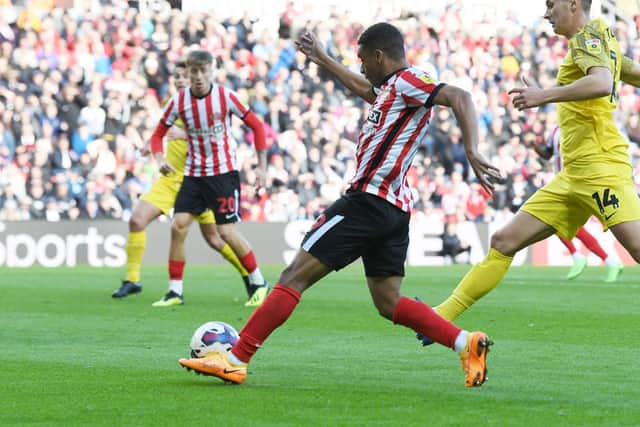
[419,74,436,84]
[585,38,602,54]
[367,109,382,125]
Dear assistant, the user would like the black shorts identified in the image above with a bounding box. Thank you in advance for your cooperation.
[174,172,240,224]
[301,190,410,277]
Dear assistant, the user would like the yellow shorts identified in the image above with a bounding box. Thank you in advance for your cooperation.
[140,176,215,224]
[521,168,640,239]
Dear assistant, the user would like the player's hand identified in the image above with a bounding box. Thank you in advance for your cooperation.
[466,151,502,194]
[139,146,151,156]
[154,153,176,176]
[158,161,176,176]
[508,76,546,110]
[295,31,326,64]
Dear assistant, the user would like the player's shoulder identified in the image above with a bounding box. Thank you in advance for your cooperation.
[397,66,438,88]
[163,89,186,105]
[213,82,234,95]
[572,18,611,50]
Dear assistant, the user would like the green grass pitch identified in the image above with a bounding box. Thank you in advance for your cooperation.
[1,264,639,426]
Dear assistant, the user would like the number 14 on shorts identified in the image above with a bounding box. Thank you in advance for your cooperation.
[592,188,619,218]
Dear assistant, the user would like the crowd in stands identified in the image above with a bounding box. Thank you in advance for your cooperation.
[1,0,640,224]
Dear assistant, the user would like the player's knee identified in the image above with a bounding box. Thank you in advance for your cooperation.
[128,214,147,232]
[205,232,224,250]
[217,225,233,241]
[374,303,394,320]
[278,264,308,293]
[490,229,515,256]
[171,221,189,238]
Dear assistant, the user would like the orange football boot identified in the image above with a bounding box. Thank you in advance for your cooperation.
[460,331,493,387]
[179,351,247,384]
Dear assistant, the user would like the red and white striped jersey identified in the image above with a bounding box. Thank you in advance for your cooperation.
[547,125,562,172]
[350,66,444,212]
[160,84,249,177]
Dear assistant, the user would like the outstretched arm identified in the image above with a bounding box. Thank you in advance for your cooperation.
[431,84,501,193]
[510,70,611,110]
[295,32,376,104]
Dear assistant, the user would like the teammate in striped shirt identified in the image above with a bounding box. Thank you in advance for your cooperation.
[112,60,259,304]
[179,23,502,388]
[150,50,269,307]
[530,125,623,282]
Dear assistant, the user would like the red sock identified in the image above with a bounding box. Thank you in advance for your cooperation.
[392,296,461,350]
[557,235,576,254]
[575,227,608,261]
[169,260,185,280]
[239,251,258,274]
[232,284,300,363]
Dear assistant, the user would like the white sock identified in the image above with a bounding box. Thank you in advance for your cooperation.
[249,268,265,285]
[228,351,245,365]
[169,280,183,296]
[454,330,468,353]
[572,253,585,262]
[605,256,618,267]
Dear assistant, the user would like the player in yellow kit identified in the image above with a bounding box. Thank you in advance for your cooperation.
[432,0,640,323]
[112,60,268,307]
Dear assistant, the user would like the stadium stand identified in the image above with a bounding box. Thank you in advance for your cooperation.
[1,0,640,223]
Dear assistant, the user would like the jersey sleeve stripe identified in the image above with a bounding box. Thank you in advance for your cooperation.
[162,99,175,125]
[228,91,248,116]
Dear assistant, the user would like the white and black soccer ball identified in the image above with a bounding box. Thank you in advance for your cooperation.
[189,321,239,358]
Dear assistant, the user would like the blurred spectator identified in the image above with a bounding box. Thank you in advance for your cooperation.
[1,1,639,223]
[439,220,471,264]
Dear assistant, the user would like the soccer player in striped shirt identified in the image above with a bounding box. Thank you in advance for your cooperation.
[112,60,257,305]
[150,50,269,307]
[179,23,502,387]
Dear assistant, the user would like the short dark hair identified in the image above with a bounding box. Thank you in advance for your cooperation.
[186,50,213,67]
[175,59,186,69]
[357,22,405,61]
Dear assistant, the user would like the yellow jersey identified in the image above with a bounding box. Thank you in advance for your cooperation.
[163,117,188,182]
[557,17,630,176]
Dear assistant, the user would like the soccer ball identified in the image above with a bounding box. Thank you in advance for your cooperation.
[189,321,239,358]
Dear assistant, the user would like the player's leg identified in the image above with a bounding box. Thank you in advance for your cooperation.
[153,176,203,306]
[368,276,492,387]
[195,213,253,297]
[363,210,491,387]
[201,171,268,306]
[178,192,367,383]
[436,173,583,321]
[559,233,588,280]
[217,223,269,306]
[178,247,332,383]
[609,219,640,263]
[112,199,163,298]
[574,227,623,282]
[152,212,194,307]
[436,211,556,320]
